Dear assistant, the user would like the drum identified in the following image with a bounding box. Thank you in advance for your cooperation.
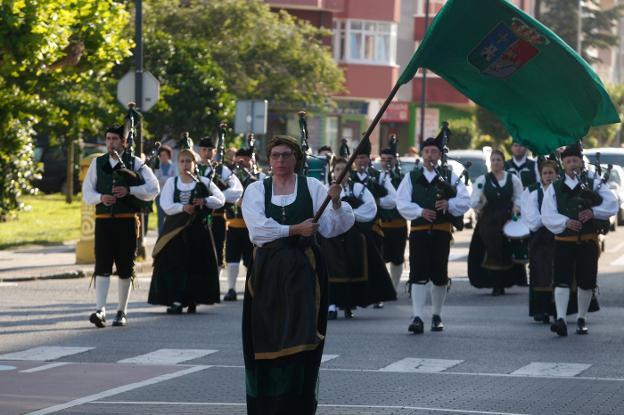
[503,217,530,264]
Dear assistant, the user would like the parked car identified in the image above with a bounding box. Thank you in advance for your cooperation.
[585,147,624,168]
[446,149,489,184]
[606,164,624,227]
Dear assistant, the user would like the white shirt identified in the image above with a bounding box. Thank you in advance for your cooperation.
[542,173,618,235]
[159,176,225,215]
[470,172,523,211]
[82,155,160,206]
[242,175,355,247]
[339,182,377,223]
[521,183,547,232]
[508,155,540,187]
[201,163,244,204]
[355,171,396,210]
[396,167,471,220]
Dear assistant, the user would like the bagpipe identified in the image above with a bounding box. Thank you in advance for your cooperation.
[205,122,230,191]
[574,151,612,236]
[233,133,261,187]
[299,111,331,185]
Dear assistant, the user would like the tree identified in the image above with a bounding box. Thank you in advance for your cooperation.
[539,0,623,64]
[447,118,476,150]
[475,106,510,145]
[586,83,624,147]
[0,0,132,218]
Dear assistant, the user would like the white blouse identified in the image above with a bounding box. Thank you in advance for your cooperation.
[338,182,377,223]
[159,176,226,215]
[201,164,244,204]
[355,171,397,210]
[521,184,546,232]
[470,172,523,211]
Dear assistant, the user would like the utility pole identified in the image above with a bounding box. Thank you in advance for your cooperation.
[419,0,430,146]
[577,0,583,55]
[135,0,143,156]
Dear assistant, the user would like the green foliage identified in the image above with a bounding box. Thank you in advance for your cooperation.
[447,118,476,150]
[475,105,510,145]
[539,0,624,64]
[586,83,624,147]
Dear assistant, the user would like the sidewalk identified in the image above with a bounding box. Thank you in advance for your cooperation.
[0,234,156,282]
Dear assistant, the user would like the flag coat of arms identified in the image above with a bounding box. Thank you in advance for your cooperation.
[398,0,620,154]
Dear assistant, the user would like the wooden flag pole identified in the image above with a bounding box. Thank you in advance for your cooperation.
[313,81,403,223]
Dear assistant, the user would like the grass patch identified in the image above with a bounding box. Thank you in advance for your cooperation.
[0,193,156,250]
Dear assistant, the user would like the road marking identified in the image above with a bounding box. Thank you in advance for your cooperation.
[20,362,70,373]
[449,248,469,261]
[510,362,591,377]
[0,346,94,361]
[0,282,18,287]
[321,354,339,363]
[0,364,16,371]
[379,358,464,373]
[609,254,624,267]
[24,365,210,415]
[118,348,218,365]
[607,240,624,253]
[95,401,528,415]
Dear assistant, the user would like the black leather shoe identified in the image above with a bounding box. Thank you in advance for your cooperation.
[344,309,354,319]
[223,289,237,302]
[327,310,337,320]
[550,318,568,337]
[89,310,106,328]
[431,315,444,332]
[491,287,505,296]
[373,302,384,309]
[111,310,127,327]
[187,303,197,314]
[166,303,183,314]
[576,318,588,335]
[542,314,551,325]
[408,317,424,334]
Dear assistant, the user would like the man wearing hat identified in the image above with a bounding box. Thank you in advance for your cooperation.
[223,148,266,301]
[82,124,160,328]
[542,141,617,336]
[396,135,471,334]
[505,142,539,189]
[197,137,243,282]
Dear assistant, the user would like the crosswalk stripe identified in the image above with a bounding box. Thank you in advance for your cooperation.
[321,354,339,363]
[449,248,469,261]
[118,349,218,365]
[609,254,624,267]
[0,346,93,361]
[379,358,463,373]
[20,362,70,373]
[510,362,591,377]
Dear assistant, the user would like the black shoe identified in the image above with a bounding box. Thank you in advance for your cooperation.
[533,313,545,322]
[166,303,183,314]
[550,318,568,337]
[327,310,337,320]
[431,315,444,332]
[373,302,384,309]
[344,309,354,319]
[89,310,106,328]
[491,287,505,296]
[111,310,127,327]
[187,303,197,314]
[542,314,551,325]
[576,318,588,335]
[223,289,237,302]
[408,317,424,334]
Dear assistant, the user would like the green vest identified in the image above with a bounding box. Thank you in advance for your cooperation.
[94,154,142,215]
[482,173,513,211]
[263,175,314,226]
[409,167,453,226]
[553,178,598,237]
[505,158,537,188]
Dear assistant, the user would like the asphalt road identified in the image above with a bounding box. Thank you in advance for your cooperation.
[1,227,624,415]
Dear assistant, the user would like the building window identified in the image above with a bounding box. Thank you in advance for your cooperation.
[326,116,338,147]
[415,0,446,17]
[333,19,397,65]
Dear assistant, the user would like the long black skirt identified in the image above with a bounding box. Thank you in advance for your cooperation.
[243,236,327,415]
[148,216,220,307]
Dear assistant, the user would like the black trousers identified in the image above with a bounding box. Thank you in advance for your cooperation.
[94,217,137,279]
[225,227,253,268]
[553,239,599,290]
[409,230,451,286]
[212,215,226,268]
[382,225,408,265]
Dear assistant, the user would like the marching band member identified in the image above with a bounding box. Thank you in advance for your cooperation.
[148,148,225,313]
[241,135,354,414]
[396,135,470,334]
[82,124,159,328]
[505,142,539,189]
[542,142,617,336]
[468,149,525,295]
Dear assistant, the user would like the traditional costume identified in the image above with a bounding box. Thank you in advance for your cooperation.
[82,125,159,328]
[505,153,539,188]
[542,142,617,336]
[241,136,354,414]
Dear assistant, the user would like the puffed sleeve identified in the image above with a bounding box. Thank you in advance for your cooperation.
[521,188,542,232]
[352,183,377,222]
[221,165,244,204]
[159,177,183,215]
[510,173,524,211]
[448,172,471,217]
[378,175,397,210]
[308,177,355,238]
[129,156,160,201]
[396,173,422,220]
[242,180,290,246]
[470,175,487,210]
[201,177,226,209]
[542,184,568,235]
[592,178,619,220]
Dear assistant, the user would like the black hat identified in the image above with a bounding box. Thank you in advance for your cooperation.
[561,141,583,159]
[420,135,443,151]
[198,137,215,148]
[105,124,125,139]
[356,137,371,156]
[380,148,395,156]
[235,148,253,158]
[318,145,332,154]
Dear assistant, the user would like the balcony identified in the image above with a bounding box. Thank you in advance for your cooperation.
[266,0,345,12]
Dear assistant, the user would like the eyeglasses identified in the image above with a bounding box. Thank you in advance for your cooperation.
[270,151,294,160]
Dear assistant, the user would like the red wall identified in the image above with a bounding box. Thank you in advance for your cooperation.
[339,64,399,99]
[336,0,399,22]
[412,77,470,105]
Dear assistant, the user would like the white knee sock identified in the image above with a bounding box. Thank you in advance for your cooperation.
[95,276,110,314]
[431,284,447,317]
[227,263,240,291]
[554,287,570,322]
[328,304,337,312]
[411,283,429,318]
[390,263,403,290]
[577,288,593,320]
[117,278,132,314]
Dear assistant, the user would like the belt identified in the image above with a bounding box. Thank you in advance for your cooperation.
[555,233,598,242]
[227,218,247,229]
[212,212,226,218]
[381,218,407,228]
[410,222,452,234]
[95,213,138,219]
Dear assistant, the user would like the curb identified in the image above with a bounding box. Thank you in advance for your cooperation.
[0,261,153,283]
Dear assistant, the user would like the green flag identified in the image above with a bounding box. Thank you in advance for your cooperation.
[400,0,620,155]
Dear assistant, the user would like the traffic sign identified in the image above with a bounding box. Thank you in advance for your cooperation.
[117,70,160,112]
[235,100,268,134]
